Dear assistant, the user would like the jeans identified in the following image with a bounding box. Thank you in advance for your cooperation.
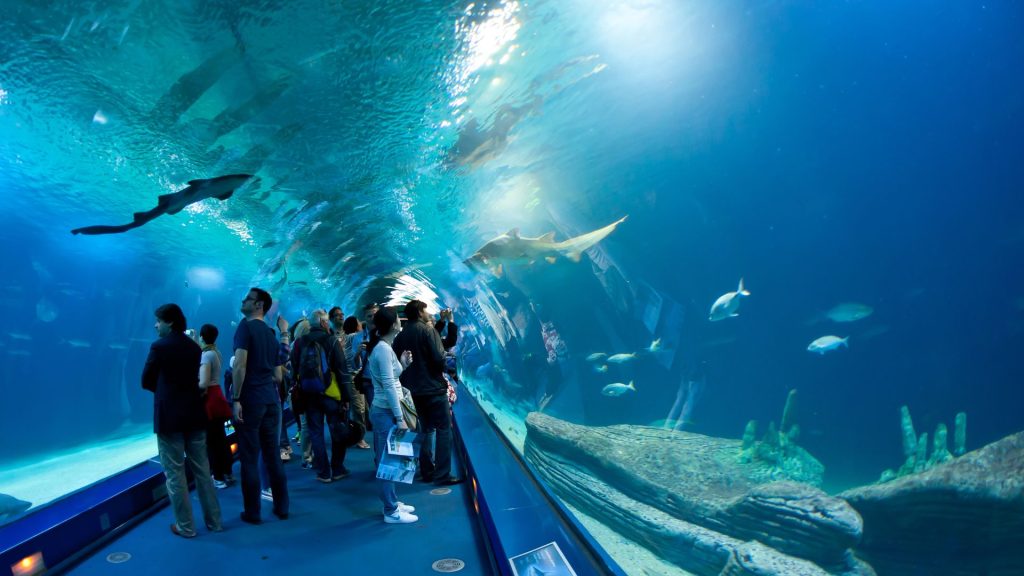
[157,430,222,535]
[237,401,289,518]
[299,414,312,461]
[306,396,349,479]
[363,385,375,430]
[370,406,398,514]
[205,420,233,480]
[412,393,453,481]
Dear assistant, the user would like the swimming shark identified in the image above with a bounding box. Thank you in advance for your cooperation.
[71,174,255,235]
[464,216,627,278]
[0,493,31,521]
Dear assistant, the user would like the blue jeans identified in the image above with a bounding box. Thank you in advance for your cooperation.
[237,401,289,518]
[306,396,349,479]
[412,394,453,481]
[370,406,398,514]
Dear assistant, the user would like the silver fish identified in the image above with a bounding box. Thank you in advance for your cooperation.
[709,279,750,321]
[825,302,873,323]
[601,381,636,397]
[807,335,848,355]
[606,353,636,364]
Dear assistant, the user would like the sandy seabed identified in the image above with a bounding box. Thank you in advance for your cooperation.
[0,422,156,515]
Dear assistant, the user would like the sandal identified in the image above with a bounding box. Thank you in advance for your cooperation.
[170,524,196,538]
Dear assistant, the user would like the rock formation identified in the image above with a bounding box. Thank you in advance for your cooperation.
[841,431,1024,576]
[524,412,871,576]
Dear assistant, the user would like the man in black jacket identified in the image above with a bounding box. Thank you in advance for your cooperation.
[290,309,353,482]
[393,300,462,485]
[143,303,222,538]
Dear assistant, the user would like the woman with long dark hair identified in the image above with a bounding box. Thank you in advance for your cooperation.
[366,307,416,524]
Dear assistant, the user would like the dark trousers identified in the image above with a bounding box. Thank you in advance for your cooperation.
[206,419,233,480]
[306,396,349,479]
[237,401,288,518]
[412,393,453,481]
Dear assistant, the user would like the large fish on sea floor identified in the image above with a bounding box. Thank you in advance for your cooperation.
[464,216,627,278]
[70,174,256,235]
[0,493,31,521]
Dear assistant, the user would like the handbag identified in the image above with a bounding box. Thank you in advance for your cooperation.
[205,385,233,421]
[399,387,418,431]
[324,371,342,401]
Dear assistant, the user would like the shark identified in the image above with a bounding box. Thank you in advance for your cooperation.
[464,216,627,278]
[0,493,31,521]
[71,174,255,235]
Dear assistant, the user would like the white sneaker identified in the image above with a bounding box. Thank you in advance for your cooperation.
[383,509,418,524]
[384,502,416,514]
[261,489,273,502]
[213,478,228,489]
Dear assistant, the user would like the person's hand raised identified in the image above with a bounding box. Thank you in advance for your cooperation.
[276,314,289,334]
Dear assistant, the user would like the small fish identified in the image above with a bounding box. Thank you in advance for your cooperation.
[8,333,31,341]
[37,298,59,323]
[825,302,873,323]
[64,339,92,348]
[107,343,129,350]
[585,352,607,362]
[606,353,637,364]
[594,364,609,373]
[709,278,750,321]
[601,381,636,397]
[807,335,848,355]
[646,338,662,353]
[858,325,891,341]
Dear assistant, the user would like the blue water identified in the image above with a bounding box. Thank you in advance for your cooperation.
[1,0,1022,571]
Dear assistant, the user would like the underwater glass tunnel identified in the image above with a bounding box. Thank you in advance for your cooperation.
[1,1,1023,575]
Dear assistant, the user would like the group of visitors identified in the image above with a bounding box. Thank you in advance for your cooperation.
[142,287,462,537]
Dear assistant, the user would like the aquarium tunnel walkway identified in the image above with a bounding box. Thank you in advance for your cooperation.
[0,393,620,576]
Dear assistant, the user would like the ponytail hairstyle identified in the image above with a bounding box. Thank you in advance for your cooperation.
[366,307,398,355]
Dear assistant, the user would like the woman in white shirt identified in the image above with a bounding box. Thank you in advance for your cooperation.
[199,324,233,488]
[366,307,416,524]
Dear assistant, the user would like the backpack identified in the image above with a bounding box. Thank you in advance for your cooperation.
[298,338,330,395]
